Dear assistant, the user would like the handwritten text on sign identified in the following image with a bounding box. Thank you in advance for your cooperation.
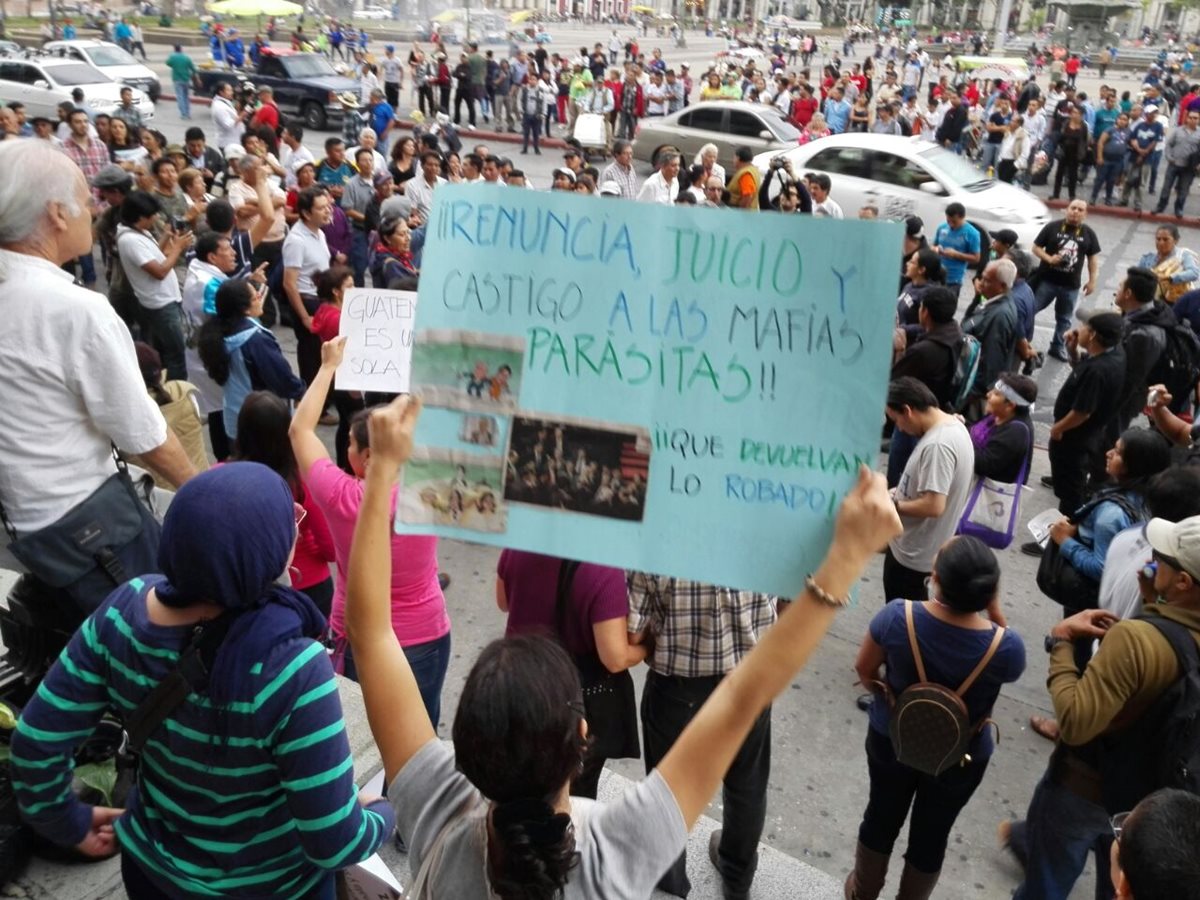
[397,186,899,596]
[336,288,417,393]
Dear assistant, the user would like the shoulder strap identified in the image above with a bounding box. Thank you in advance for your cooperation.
[1142,615,1200,676]
[904,600,928,683]
[122,611,239,754]
[956,626,1006,697]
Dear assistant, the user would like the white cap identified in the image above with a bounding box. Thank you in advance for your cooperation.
[1147,516,1200,579]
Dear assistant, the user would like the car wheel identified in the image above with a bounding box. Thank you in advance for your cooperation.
[303,101,327,130]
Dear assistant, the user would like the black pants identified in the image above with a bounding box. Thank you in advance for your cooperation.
[207,410,231,462]
[1048,433,1097,516]
[418,84,435,116]
[291,293,322,389]
[998,159,1017,183]
[300,575,333,621]
[1053,153,1080,199]
[252,239,283,327]
[385,81,400,108]
[858,729,989,873]
[642,670,769,897]
[332,388,361,472]
[438,85,450,114]
[883,546,928,604]
[454,87,475,126]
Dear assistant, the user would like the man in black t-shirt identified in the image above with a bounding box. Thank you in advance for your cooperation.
[980,96,1012,173]
[1031,200,1102,361]
[1045,310,1126,520]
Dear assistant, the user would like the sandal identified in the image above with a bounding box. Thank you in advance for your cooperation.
[1029,715,1060,742]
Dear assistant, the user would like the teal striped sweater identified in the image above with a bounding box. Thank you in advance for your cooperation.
[10,577,394,898]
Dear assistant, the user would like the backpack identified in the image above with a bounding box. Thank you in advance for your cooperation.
[886,601,1006,776]
[1098,615,1200,814]
[1148,321,1200,413]
[947,334,982,413]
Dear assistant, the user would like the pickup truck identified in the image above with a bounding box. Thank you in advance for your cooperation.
[196,48,359,130]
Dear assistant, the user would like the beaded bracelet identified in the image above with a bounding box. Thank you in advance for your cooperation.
[805,573,851,608]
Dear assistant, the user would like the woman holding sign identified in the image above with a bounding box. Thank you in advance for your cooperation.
[344,395,904,900]
[288,338,451,730]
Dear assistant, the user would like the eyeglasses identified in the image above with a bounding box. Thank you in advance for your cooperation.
[1111,810,1132,842]
[293,502,307,529]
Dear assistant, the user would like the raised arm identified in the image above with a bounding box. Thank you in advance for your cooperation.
[288,338,341,479]
[344,395,436,785]
[656,466,901,827]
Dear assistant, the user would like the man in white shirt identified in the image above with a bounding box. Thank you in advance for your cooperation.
[808,172,843,218]
[636,150,680,204]
[0,142,193,572]
[278,122,315,189]
[210,82,247,152]
[645,71,668,117]
[407,150,446,220]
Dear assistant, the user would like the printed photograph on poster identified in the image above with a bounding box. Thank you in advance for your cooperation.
[459,414,499,448]
[410,329,524,412]
[504,413,651,522]
[398,447,507,533]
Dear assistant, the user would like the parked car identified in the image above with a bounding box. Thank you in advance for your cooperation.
[0,55,153,120]
[754,133,1051,247]
[352,5,391,18]
[43,39,161,101]
[195,48,358,130]
[0,41,21,58]
[632,100,799,171]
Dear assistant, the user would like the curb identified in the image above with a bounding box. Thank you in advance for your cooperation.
[1042,196,1200,229]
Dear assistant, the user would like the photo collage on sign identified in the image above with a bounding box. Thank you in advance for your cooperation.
[400,330,653,533]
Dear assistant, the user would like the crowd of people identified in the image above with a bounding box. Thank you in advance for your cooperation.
[2,23,1200,900]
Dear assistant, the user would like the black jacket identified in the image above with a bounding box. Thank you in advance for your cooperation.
[936,105,969,144]
[891,320,963,409]
[962,293,1020,399]
[1118,300,1176,428]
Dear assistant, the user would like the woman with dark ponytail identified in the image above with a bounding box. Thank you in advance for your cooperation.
[197,278,304,442]
[345,393,907,899]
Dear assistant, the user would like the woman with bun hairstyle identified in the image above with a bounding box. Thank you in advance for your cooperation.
[848,535,1026,900]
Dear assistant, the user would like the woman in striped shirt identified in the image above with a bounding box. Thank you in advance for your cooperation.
[11,462,393,899]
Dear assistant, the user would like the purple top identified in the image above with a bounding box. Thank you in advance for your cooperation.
[322,204,353,259]
[498,550,629,657]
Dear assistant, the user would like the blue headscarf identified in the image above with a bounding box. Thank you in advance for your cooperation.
[157,463,327,705]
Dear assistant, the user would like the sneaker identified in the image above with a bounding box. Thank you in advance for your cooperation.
[1040,475,1054,488]
[856,692,873,711]
[1047,345,1071,362]
[1020,540,1044,557]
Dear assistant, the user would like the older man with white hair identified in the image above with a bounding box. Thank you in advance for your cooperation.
[0,141,196,607]
[962,256,1021,413]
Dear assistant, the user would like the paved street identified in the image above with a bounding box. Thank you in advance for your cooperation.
[32,28,1200,898]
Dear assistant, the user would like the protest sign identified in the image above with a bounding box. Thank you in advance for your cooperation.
[336,288,417,393]
[396,184,900,596]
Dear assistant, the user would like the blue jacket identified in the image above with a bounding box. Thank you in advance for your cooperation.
[223,319,305,438]
[1061,491,1144,582]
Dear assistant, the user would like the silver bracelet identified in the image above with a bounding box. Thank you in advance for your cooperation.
[805,574,850,609]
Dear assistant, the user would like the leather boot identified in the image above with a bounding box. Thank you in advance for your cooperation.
[843,841,890,900]
[894,862,940,900]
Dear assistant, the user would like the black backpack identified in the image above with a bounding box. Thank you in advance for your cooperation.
[946,334,982,413]
[885,601,1005,776]
[1099,615,1200,814]
[1148,321,1200,413]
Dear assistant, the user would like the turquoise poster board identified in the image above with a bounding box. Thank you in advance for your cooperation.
[395,184,900,596]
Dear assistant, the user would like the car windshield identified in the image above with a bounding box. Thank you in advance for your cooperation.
[918,145,992,191]
[87,45,139,66]
[762,109,801,141]
[46,63,112,85]
[281,55,338,78]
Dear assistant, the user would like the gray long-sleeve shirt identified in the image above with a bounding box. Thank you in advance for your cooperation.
[1164,124,1200,167]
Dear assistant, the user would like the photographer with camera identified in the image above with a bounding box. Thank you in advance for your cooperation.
[759,154,813,213]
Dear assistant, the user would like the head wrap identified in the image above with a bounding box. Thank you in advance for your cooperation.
[156,463,326,704]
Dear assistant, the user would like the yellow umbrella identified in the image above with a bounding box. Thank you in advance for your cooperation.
[432,9,462,22]
[509,9,534,22]
[209,0,302,15]
[631,4,656,12]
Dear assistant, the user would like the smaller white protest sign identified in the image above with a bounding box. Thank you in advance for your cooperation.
[336,288,418,393]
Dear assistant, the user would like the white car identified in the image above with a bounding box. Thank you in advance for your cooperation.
[43,39,161,101]
[0,55,154,121]
[754,133,1051,249]
[352,5,391,18]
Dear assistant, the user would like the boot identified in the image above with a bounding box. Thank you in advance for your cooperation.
[844,841,891,900]
[894,862,940,900]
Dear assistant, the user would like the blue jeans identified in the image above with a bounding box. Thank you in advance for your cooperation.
[138,302,187,381]
[1010,772,1114,900]
[174,81,191,118]
[77,250,96,286]
[887,428,919,488]
[979,141,1002,172]
[1033,279,1079,354]
[1155,162,1194,215]
[350,228,368,288]
[1091,159,1124,203]
[341,631,451,729]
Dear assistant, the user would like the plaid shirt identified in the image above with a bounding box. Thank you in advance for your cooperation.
[62,135,111,200]
[600,160,640,199]
[627,574,777,678]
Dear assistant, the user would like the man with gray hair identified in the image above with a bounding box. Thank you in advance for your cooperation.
[636,149,680,204]
[0,142,195,599]
[962,256,1021,415]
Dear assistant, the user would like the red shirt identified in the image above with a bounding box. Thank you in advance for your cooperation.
[791,95,818,126]
[311,301,341,343]
[1065,57,1081,74]
[251,101,280,131]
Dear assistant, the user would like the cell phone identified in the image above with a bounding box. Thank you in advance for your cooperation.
[172,216,189,233]
[1149,388,1162,406]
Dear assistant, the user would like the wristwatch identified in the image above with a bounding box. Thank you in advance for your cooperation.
[1044,634,1071,653]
